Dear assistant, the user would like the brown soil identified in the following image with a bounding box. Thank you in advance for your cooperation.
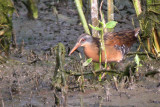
[0,0,160,107]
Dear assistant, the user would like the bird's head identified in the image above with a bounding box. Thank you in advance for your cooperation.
[69,33,93,56]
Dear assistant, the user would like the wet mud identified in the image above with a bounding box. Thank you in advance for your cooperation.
[0,0,160,107]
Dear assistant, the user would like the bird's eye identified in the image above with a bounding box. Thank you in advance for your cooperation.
[81,38,86,42]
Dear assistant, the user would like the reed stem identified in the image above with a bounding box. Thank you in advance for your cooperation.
[74,0,90,34]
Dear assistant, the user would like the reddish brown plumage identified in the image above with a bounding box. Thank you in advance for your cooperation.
[69,28,140,62]
[104,27,140,47]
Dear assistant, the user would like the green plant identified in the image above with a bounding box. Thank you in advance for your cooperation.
[89,21,117,81]
[53,43,67,91]
[22,0,38,19]
[134,54,142,72]
[0,0,14,58]
[133,0,160,58]
[89,20,117,67]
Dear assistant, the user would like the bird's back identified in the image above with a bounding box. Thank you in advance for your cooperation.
[104,28,140,47]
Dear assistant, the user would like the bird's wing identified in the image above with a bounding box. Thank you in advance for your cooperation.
[104,29,139,47]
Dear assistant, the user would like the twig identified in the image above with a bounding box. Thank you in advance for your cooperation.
[113,76,118,91]
[127,52,157,59]
[145,70,160,77]
[66,69,120,76]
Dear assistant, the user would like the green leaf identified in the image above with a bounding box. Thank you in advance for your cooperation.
[89,24,102,31]
[98,74,102,81]
[93,62,100,70]
[98,20,104,25]
[105,21,117,28]
[83,58,92,67]
[134,54,140,65]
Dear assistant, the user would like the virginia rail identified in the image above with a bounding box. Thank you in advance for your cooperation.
[69,28,140,62]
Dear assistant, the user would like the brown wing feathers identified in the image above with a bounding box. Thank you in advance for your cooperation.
[104,28,140,47]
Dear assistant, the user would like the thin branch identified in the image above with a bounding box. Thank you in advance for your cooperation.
[66,69,121,76]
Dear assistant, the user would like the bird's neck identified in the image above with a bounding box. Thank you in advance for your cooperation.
[83,37,100,62]
[84,37,100,50]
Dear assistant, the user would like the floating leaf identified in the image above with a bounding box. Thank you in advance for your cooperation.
[83,58,92,66]
[105,21,117,28]
[89,24,102,31]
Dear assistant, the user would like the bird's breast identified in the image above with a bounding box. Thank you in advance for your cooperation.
[83,44,124,63]
[84,44,100,62]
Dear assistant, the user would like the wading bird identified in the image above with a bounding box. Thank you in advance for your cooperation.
[69,28,140,63]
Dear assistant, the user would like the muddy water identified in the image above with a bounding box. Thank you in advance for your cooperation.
[0,0,160,107]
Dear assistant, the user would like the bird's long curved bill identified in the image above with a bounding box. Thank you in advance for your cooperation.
[69,43,80,56]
